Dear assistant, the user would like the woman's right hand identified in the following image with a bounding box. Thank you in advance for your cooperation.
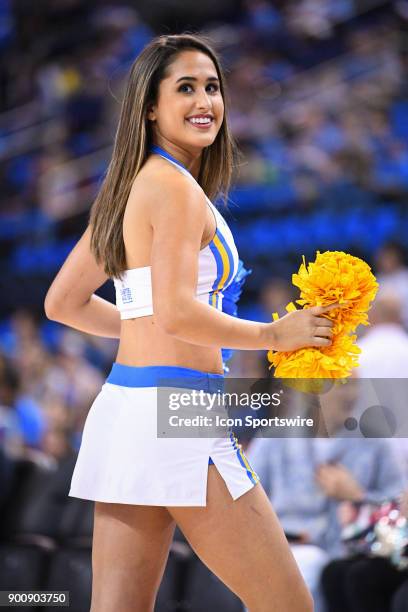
[266,303,343,352]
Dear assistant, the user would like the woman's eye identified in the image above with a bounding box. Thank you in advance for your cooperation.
[178,83,219,93]
[179,84,193,92]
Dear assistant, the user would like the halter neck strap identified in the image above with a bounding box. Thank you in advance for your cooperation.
[149,145,191,175]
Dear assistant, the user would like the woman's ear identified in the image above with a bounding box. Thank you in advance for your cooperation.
[147,105,156,122]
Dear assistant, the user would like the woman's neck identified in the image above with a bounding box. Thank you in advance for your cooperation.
[151,141,202,180]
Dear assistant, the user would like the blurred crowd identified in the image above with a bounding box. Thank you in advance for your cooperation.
[0,310,116,464]
[1,1,408,292]
[1,1,408,610]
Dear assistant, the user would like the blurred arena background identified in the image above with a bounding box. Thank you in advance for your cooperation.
[0,1,408,611]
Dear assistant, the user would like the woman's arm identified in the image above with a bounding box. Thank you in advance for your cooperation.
[44,225,120,338]
[135,172,336,352]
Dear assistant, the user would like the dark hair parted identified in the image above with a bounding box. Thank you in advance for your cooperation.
[89,33,238,279]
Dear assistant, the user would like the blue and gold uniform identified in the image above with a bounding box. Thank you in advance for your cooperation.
[69,146,259,506]
[114,145,239,318]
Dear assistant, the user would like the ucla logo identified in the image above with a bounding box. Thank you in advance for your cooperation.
[121,287,133,304]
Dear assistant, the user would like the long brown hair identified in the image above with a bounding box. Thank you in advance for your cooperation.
[89,33,238,278]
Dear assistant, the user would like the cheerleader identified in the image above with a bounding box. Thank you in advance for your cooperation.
[45,33,337,612]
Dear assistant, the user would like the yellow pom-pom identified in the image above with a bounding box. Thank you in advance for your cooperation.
[293,250,378,334]
[268,251,378,379]
[268,332,361,379]
[285,302,297,313]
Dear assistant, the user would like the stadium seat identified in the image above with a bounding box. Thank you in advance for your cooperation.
[0,544,50,592]
[0,457,56,542]
[43,548,92,612]
[1,455,77,543]
[57,498,94,546]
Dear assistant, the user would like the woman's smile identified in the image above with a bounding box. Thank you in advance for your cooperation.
[185,114,215,130]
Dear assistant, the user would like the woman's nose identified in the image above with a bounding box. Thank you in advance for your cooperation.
[195,88,211,110]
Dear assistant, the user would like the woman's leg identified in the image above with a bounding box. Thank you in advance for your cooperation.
[91,501,176,612]
[167,465,314,612]
[290,544,329,612]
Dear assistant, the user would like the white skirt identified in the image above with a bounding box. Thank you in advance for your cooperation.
[69,363,260,506]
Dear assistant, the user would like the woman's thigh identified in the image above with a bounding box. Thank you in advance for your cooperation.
[167,465,314,612]
[91,501,176,612]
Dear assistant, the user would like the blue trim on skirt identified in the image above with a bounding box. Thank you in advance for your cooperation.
[106,363,224,393]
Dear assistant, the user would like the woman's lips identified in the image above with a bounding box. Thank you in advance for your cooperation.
[186,118,214,130]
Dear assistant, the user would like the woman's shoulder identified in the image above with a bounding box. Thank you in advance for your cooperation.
[128,156,206,216]
[132,156,195,194]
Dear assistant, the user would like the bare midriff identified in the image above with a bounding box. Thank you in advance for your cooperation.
[115,316,224,374]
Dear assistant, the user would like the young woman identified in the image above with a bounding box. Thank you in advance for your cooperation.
[45,33,337,612]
